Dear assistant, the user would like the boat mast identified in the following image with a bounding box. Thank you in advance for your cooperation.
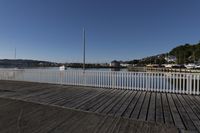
[83,28,86,72]
[14,48,16,59]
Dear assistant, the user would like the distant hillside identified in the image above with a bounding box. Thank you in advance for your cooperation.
[125,41,200,66]
[169,42,200,64]
[125,54,166,66]
[0,59,59,68]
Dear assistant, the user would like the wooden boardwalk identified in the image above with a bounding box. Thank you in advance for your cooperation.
[0,97,177,133]
[0,80,200,132]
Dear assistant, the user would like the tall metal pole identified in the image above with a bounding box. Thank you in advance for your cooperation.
[14,48,16,59]
[83,28,86,72]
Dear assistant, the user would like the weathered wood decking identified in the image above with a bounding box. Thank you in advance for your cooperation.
[0,97,178,133]
[0,80,200,132]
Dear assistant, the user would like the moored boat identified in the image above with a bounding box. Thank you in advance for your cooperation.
[184,64,196,69]
[59,65,66,71]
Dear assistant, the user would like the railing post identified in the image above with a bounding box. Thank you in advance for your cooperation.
[193,75,196,95]
[197,75,200,95]
[183,74,185,94]
[60,71,62,85]
[190,74,192,95]
[112,72,114,89]
[181,74,183,94]
[186,74,189,94]
[169,73,172,93]
[83,71,86,86]
[173,73,175,93]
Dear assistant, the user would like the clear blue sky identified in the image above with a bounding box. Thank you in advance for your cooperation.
[0,0,200,63]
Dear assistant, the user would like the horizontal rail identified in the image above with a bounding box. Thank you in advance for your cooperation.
[0,69,199,95]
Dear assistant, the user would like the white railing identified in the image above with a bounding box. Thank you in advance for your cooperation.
[0,69,200,95]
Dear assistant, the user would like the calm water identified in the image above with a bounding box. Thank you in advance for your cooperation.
[23,67,128,72]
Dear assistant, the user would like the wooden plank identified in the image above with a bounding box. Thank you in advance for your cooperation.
[138,92,151,121]
[46,88,92,105]
[92,116,109,133]
[130,91,146,119]
[147,92,156,122]
[89,89,122,112]
[183,95,200,122]
[171,94,196,131]
[107,118,125,133]
[102,90,130,114]
[0,102,42,131]
[115,119,129,133]
[93,116,116,133]
[0,91,19,98]
[0,86,52,99]
[73,89,113,109]
[187,95,200,113]
[162,93,174,125]
[122,91,141,118]
[0,99,17,110]
[28,90,65,103]
[69,89,108,108]
[21,89,57,100]
[23,88,56,99]
[0,83,32,91]
[114,91,137,117]
[177,94,200,132]
[133,121,150,133]
[14,84,52,92]
[49,89,94,106]
[62,113,103,133]
[108,90,133,116]
[41,88,91,103]
[78,89,115,110]
[35,111,85,133]
[95,117,120,133]
[55,114,91,133]
[193,95,200,108]
[2,107,60,132]
[31,90,72,104]
[24,88,60,100]
[81,89,117,111]
[167,94,185,130]
[105,118,121,133]
[95,90,128,114]
[57,91,96,107]
[126,119,139,133]
[156,93,164,123]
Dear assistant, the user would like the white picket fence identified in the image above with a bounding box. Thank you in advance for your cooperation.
[0,69,199,95]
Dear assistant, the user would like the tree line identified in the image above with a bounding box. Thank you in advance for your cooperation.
[169,42,200,64]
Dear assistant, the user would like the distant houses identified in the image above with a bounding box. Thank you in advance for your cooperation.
[120,63,130,67]
[164,55,176,63]
[110,60,130,68]
[110,60,120,68]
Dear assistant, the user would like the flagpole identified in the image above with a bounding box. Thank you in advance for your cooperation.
[83,28,86,72]
[14,48,16,59]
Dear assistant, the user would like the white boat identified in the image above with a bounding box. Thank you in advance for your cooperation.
[146,64,159,67]
[164,64,173,68]
[59,65,66,71]
[184,64,196,69]
[195,65,200,69]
